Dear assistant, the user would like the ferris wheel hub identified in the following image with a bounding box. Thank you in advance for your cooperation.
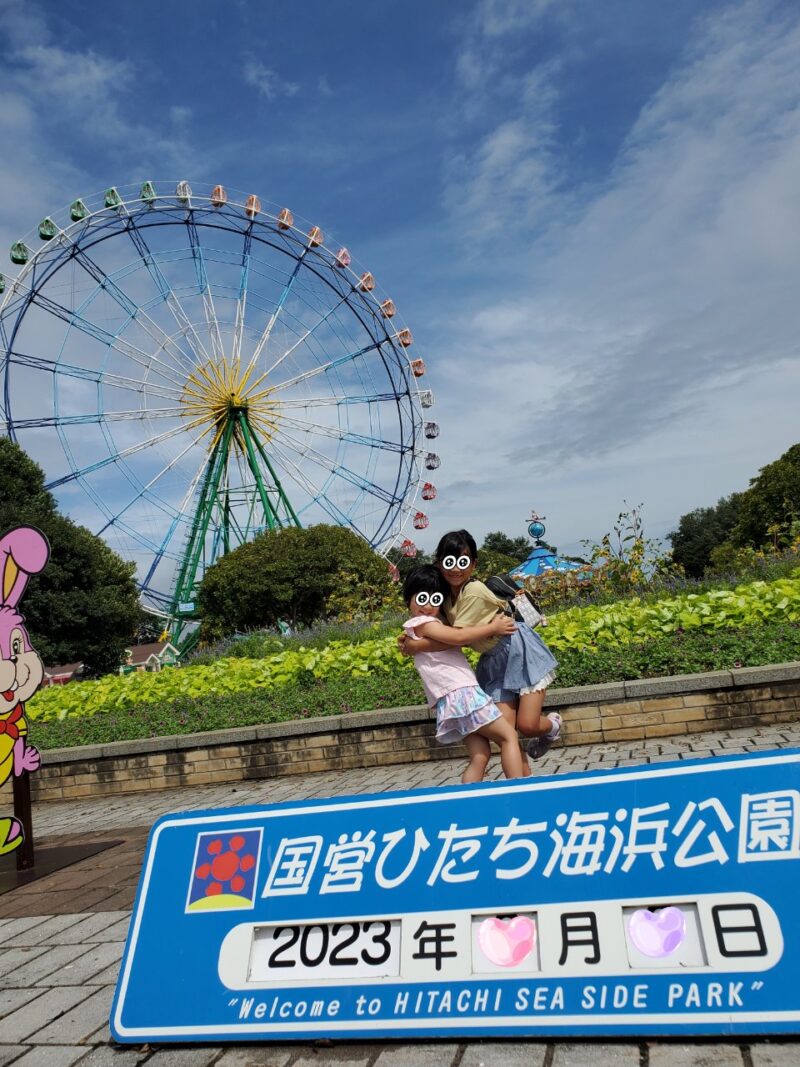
[180,357,280,446]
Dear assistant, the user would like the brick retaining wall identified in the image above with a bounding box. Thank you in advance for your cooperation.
[6,662,799,803]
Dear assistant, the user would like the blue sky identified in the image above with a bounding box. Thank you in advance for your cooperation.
[1,0,799,565]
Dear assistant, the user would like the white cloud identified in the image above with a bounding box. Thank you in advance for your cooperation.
[0,0,202,175]
[443,64,562,236]
[243,59,299,101]
[426,1,800,551]
[474,0,556,38]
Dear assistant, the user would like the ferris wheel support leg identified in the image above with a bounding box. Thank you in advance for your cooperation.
[167,420,236,651]
[243,417,302,529]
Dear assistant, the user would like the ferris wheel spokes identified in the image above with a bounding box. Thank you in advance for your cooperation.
[230,230,253,368]
[270,423,398,507]
[185,214,226,364]
[4,349,184,402]
[245,245,312,377]
[11,407,186,430]
[30,287,188,391]
[255,288,354,386]
[267,436,372,540]
[270,339,387,394]
[274,411,404,454]
[69,244,202,377]
[96,427,212,537]
[45,416,208,490]
[122,214,215,369]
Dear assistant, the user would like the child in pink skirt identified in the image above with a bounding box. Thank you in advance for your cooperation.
[403,565,525,783]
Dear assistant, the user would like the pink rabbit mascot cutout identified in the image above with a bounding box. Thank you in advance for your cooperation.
[0,527,49,856]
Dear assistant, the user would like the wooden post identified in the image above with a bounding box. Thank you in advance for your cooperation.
[12,772,34,870]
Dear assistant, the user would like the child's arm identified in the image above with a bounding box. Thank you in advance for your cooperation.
[401,612,515,655]
[398,632,450,654]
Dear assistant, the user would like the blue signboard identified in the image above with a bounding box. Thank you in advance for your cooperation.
[111,749,800,1042]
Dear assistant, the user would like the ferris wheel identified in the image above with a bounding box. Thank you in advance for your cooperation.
[0,181,441,645]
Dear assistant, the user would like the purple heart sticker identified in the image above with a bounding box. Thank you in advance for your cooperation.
[628,907,687,958]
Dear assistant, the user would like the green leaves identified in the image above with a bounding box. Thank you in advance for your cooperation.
[544,569,800,649]
[27,569,800,729]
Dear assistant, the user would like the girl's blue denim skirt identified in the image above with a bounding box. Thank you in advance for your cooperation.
[475,623,558,705]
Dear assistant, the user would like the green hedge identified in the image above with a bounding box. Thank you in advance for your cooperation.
[29,619,800,750]
[27,570,800,726]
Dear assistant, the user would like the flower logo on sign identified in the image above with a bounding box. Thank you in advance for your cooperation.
[186,829,262,912]
[478,916,537,967]
[627,907,686,958]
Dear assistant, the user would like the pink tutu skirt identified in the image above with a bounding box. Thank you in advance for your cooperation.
[435,684,501,746]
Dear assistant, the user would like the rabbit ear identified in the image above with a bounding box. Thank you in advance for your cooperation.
[0,527,50,608]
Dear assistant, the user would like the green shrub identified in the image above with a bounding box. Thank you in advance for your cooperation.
[28,569,800,726]
[29,619,800,750]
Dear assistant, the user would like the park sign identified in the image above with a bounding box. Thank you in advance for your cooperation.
[111,749,800,1043]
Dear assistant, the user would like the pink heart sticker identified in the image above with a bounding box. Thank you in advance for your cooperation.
[628,907,686,958]
[478,916,536,967]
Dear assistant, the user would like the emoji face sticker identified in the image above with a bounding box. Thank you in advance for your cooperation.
[441,555,472,571]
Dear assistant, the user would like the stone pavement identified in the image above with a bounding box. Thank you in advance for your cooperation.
[0,721,798,1066]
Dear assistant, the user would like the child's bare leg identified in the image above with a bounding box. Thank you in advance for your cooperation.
[516,689,556,738]
[462,733,491,784]
[496,698,531,776]
[476,717,525,780]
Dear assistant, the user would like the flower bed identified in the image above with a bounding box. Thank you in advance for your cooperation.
[28,572,800,727]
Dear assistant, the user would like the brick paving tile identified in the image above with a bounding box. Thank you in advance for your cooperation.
[4,943,91,988]
[0,946,49,980]
[51,910,130,945]
[0,1048,32,1066]
[9,1044,90,1066]
[11,913,88,945]
[3,887,125,918]
[44,941,123,985]
[85,959,123,986]
[748,1048,800,1067]
[214,1047,294,1066]
[459,1042,549,1065]
[28,984,114,1044]
[648,1044,744,1066]
[0,986,44,1020]
[293,1047,379,1065]
[0,985,88,1043]
[76,1047,152,1066]
[552,1045,642,1066]
[88,887,138,911]
[0,916,51,940]
[85,915,130,943]
[373,1045,461,1066]
[84,1016,112,1046]
[144,1048,227,1065]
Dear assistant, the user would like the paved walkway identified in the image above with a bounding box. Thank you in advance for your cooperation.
[0,722,798,1066]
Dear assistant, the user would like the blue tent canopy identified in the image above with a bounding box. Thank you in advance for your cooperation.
[510,545,589,581]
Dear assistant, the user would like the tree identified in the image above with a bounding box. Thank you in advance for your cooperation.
[481,531,531,564]
[198,524,397,640]
[386,545,432,580]
[731,443,800,549]
[0,438,141,676]
[476,549,520,580]
[135,607,167,644]
[668,494,743,578]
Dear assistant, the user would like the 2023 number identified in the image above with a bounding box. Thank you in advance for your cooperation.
[268,921,392,969]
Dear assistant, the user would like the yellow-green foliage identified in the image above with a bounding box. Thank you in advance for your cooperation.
[28,571,800,723]
[544,572,800,648]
